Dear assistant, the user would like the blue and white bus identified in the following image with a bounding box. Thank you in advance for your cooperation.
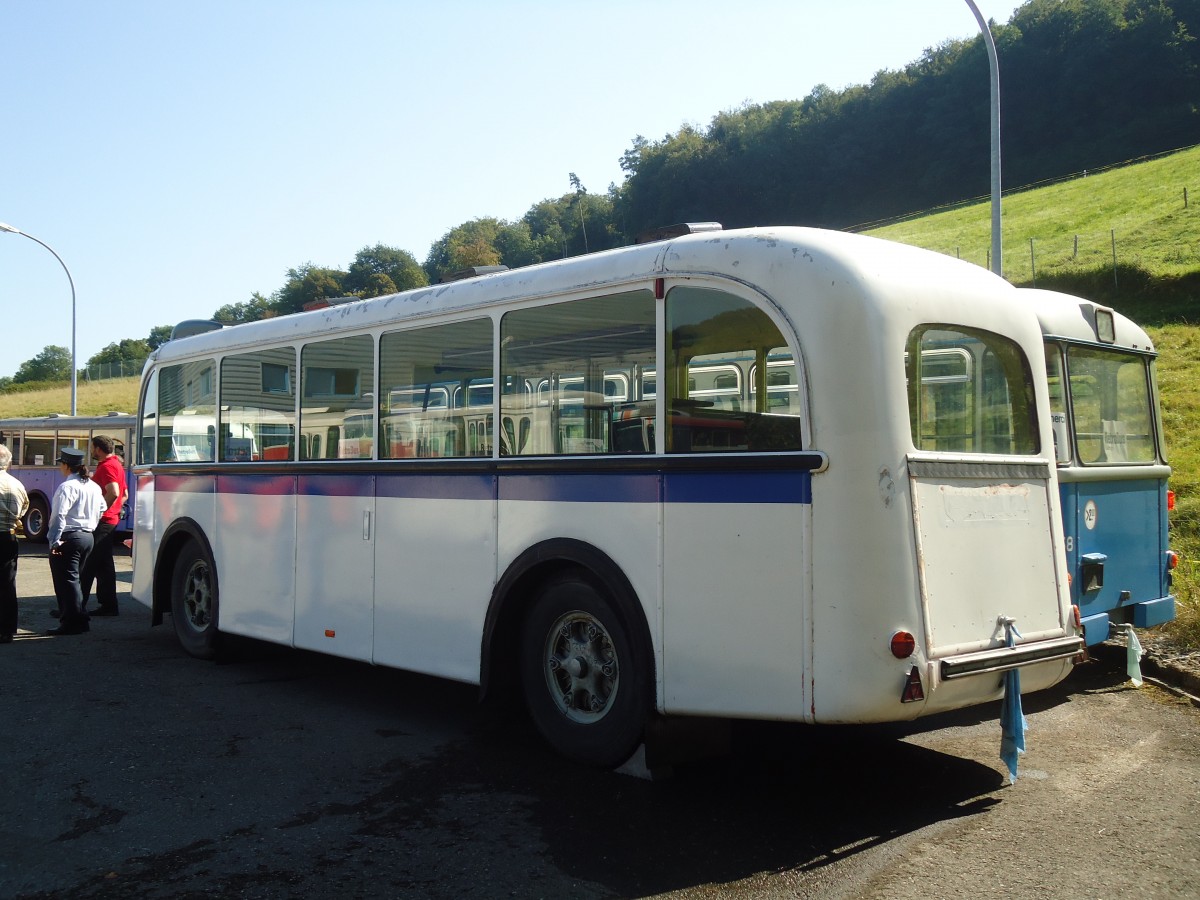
[1021,289,1176,645]
[0,412,136,541]
[130,225,1085,767]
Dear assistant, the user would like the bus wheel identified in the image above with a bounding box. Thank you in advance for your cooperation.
[170,541,220,659]
[520,573,648,767]
[22,497,49,543]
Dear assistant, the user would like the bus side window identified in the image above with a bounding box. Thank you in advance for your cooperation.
[500,290,655,456]
[301,334,374,461]
[665,287,804,454]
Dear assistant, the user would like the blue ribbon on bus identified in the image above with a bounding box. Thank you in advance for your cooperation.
[1000,619,1027,784]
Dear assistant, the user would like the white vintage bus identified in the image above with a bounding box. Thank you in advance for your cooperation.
[131,225,1084,767]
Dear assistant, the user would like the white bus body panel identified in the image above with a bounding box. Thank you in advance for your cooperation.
[214,476,296,643]
[373,490,496,683]
[662,498,811,718]
[295,476,374,661]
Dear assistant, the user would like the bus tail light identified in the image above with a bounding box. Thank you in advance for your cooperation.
[890,631,916,659]
[1071,604,1082,630]
[325,629,336,638]
[1168,490,1176,511]
[900,666,925,703]
[1166,551,1179,571]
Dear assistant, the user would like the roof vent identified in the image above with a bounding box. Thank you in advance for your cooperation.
[170,319,224,341]
[635,222,723,244]
[440,265,509,283]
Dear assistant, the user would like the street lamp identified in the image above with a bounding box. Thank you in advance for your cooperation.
[963,0,1003,276]
[0,222,77,415]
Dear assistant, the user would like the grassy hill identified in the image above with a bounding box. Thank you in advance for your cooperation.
[4,148,1198,644]
[867,145,1200,326]
[0,378,140,419]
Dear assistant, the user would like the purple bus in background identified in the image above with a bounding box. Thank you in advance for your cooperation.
[0,412,136,542]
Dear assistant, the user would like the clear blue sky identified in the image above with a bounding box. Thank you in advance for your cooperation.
[0,0,1026,383]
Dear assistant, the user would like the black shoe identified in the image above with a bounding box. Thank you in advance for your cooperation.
[0,634,12,644]
[90,607,119,617]
[45,623,89,636]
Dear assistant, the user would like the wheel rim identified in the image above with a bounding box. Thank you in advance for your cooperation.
[181,558,213,632]
[27,508,44,537]
[542,610,619,724]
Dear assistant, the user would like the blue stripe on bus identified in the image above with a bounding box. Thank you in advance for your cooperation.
[156,474,217,494]
[665,470,812,504]
[150,468,813,504]
[218,474,296,496]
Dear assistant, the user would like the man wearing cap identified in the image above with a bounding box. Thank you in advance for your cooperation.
[47,447,106,636]
[0,443,30,643]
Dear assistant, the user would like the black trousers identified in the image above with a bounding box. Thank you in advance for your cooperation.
[0,532,18,636]
[50,530,93,631]
[81,521,118,611]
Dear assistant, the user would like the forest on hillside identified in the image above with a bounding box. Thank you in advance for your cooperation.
[5,0,1198,388]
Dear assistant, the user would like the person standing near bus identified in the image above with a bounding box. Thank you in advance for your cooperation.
[0,444,30,643]
[46,447,105,636]
[80,434,126,617]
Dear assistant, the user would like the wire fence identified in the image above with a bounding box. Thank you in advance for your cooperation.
[945,220,1200,288]
[81,358,148,382]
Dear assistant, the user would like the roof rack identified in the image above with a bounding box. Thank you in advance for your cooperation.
[171,319,224,341]
[440,265,509,283]
[634,222,723,245]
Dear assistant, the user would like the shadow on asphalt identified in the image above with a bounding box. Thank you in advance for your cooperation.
[184,631,1045,898]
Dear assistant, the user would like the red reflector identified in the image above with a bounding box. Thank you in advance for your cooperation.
[890,631,916,659]
[1167,551,1179,571]
[324,629,336,638]
[901,666,925,703]
[1168,490,1176,511]
[1071,604,1082,629]
[654,277,665,299]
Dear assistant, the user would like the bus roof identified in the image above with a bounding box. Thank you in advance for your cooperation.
[151,226,1017,365]
[1018,288,1155,354]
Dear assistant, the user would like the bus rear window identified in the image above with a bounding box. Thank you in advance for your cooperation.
[906,326,1038,455]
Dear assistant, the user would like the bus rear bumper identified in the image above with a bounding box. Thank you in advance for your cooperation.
[1080,596,1176,646]
[1132,595,1175,629]
[939,635,1084,680]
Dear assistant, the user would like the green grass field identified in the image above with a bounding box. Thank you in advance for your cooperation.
[4,147,1198,645]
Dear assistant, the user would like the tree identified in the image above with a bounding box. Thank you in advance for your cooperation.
[344,244,428,297]
[273,265,348,315]
[87,339,151,367]
[14,345,71,384]
[424,218,506,281]
[147,325,174,350]
[213,292,274,326]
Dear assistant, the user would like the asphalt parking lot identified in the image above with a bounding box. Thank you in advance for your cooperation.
[3,540,1199,899]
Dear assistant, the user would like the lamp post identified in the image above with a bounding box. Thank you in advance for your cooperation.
[0,222,77,415]
[963,0,1003,277]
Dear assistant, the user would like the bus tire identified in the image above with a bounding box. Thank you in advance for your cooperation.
[22,496,49,543]
[520,572,649,768]
[170,540,220,659]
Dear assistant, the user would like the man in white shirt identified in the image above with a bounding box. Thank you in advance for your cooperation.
[47,447,105,636]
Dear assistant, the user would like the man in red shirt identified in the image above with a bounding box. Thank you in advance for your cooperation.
[81,434,126,617]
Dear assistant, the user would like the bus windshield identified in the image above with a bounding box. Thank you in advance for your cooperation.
[1063,345,1156,465]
